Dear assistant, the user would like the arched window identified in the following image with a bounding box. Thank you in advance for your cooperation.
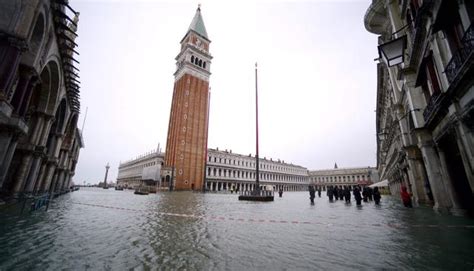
[195,58,199,65]
[203,62,206,69]
[199,59,202,67]
[191,55,194,63]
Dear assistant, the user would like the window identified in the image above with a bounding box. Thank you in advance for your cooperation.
[421,53,442,101]
[191,55,194,63]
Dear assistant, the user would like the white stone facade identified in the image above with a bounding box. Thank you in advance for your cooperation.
[117,147,310,192]
[309,167,378,191]
[365,0,474,215]
[117,150,164,189]
[205,148,309,192]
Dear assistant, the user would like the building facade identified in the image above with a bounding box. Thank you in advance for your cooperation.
[365,0,474,215]
[117,149,164,189]
[205,148,309,192]
[164,6,212,191]
[0,0,83,201]
[117,148,310,192]
[309,166,378,191]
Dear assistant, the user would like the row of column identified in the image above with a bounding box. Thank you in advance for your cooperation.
[207,167,307,183]
[205,181,306,192]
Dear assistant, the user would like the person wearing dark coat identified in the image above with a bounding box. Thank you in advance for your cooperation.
[343,186,351,203]
[373,187,381,204]
[327,186,334,202]
[362,187,368,202]
[353,186,362,206]
[309,185,316,204]
[278,188,283,198]
[368,187,373,201]
[337,186,343,200]
[333,186,339,201]
[317,187,321,198]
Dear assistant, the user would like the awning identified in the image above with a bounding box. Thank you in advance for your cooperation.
[369,180,389,188]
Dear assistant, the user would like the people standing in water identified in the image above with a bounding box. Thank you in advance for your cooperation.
[317,187,322,198]
[309,185,316,204]
[362,187,369,202]
[343,186,351,203]
[353,186,362,206]
[327,186,334,202]
[368,187,373,201]
[373,187,381,205]
[333,186,339,201]
[400,186,412,207]
[278,188,283,198]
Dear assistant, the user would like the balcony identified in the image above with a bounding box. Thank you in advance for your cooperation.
[445,23,474,84]
[422,92,446,126]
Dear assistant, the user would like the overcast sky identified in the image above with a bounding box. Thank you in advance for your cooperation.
[72,0,378,184]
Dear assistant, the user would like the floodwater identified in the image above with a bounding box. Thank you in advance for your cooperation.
[1,188,474,270]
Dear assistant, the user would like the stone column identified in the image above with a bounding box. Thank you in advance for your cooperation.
[18,76,40,117]
[412,157,432,204]
[40,160,58,193]
[9,65,37,115]
[0,34,27,97]
[34,162,47,193]
[417,130,451,212]
[54,169,65,193]
[404,146,427,205]
[12,152,33,194]
[454,121,474,190]
[0,133,19,189]
[23,147,45,193]
[437,147,465,216]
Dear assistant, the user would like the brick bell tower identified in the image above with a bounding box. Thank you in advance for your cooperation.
[164,5,212,191]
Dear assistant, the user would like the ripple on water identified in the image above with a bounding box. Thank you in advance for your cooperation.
[0,189,474,270]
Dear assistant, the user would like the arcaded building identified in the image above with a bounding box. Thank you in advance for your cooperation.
[205,148,309,192]
[309,165,378,191]
[117,147,309,192]
[365,0,474,215]
[117,149,164,189]
[0,1,83,200]
[164,6,212,191]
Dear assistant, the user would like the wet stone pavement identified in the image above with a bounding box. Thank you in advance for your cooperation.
[1,188,474,270]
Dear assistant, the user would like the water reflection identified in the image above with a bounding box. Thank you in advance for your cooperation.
[0,188,473,270]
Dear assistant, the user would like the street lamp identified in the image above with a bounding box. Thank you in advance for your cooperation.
[378,35,407,67]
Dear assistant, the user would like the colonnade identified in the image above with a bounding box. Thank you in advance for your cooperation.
[204,181,306,192]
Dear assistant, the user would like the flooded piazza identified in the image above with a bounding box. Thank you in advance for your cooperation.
[1,189,473,270]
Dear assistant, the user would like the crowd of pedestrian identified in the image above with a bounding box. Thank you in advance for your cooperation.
[308,185,382,206]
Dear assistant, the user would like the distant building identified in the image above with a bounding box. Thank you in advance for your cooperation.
[117,149,164,189]
[116,147,309,192]
[205,148,308,192]
[0,1,83,199]
[309,166,378,191]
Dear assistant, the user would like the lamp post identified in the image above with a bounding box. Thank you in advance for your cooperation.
[378,35,407,67]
